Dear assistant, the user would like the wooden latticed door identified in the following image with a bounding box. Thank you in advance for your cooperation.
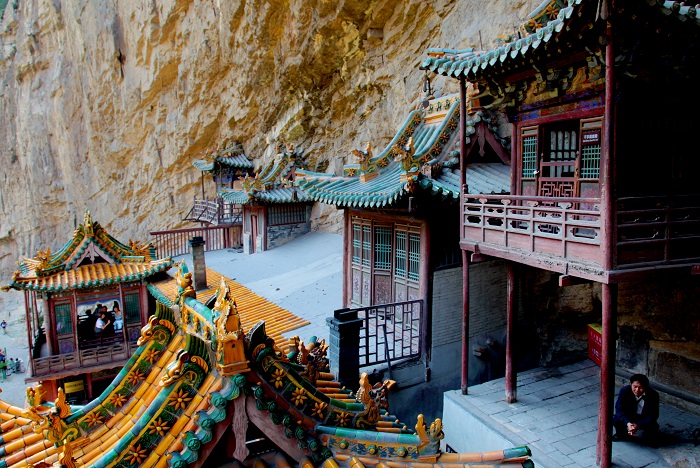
[392,224,421,303]
[520,118,602,201]
[54,301,75,355]
[351,218,373,306]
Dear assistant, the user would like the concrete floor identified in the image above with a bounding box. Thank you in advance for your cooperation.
[443,360,700,467]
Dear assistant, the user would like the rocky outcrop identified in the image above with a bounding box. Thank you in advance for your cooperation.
[0,0,539,276]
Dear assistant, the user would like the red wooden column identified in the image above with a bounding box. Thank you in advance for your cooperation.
[597,6,616,465]
[597,283,617,467]
[461,250,470,394]
[505,262,517,402]
[459,75,470,395]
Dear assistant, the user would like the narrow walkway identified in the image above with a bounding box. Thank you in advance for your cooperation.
[444,360,700,467]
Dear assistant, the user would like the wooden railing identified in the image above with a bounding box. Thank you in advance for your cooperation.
[616,195,700,269]
[150,224,241,258]
[184,197,242,225]
[32,341,130,377]
[462,194,603,267]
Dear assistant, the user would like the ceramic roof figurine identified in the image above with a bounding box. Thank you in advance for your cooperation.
[220,145,311,205]
[3,211,173,292]
[295,94,510,209]
[0,263,532,467]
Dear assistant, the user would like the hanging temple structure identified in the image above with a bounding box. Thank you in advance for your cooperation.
[0,261,532,467]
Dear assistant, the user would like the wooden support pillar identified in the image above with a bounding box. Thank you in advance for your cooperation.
[597,282,617,467]
[505,261,517,403]
[461,250,470,394]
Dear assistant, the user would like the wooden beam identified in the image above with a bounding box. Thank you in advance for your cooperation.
[470,253,492,263]
[597,282,617,468]
[558,275,592,287]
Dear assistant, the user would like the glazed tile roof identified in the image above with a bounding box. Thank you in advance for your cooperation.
[421,0,699,82]
[219,150,310,205]
[421,0,584,80]
[148,266,310,345]
[3,211,173,293]
[0,262,532,468]
[191,142,254,172]
[7,259,173,292]
[296,96,509,208]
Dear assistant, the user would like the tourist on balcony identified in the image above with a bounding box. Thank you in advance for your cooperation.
[112,302,123,332]
[94,312,111,336]
[613,374,660,445]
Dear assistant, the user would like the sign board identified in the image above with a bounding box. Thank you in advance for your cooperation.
[64,380,84,393]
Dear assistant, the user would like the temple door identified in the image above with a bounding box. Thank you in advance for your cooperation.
[392,225,421,303]
[53,300,76,356]
[251,214,258,254]
[372,225,393,305]
[350,219,372,306]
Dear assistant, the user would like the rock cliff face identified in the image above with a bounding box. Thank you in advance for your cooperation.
[0,0,538,276]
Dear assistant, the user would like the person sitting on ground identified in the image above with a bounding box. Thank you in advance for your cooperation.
[94,312,111,335]
[613,373,660,445]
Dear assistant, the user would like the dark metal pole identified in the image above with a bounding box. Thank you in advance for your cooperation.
[506,261,517,403]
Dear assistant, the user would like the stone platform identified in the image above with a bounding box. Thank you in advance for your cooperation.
[442,360,700,467]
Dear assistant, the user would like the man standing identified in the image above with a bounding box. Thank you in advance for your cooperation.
[1,320,7,334]
[613,374,660,445]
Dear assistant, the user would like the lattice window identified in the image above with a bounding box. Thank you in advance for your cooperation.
[546,127,577,178]
[55,303,73,335]
[395,232,406,277]
[581,144,601,178]
[268,204,307,226]
[374,227,392,270]
[124,293,141,324]
[522,134,538,179]
[408,233,421,281]
[352,224,362,264]
[362,226,371,267]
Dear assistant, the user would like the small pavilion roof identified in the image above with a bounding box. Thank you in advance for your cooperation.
[296,95,509,209]
[3,211,173,292]
[192,142,255,172]
[219,149,311,205]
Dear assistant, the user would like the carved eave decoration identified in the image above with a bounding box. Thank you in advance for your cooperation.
[213,277,250,376]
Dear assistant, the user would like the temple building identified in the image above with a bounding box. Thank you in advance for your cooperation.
[2,211,173,402]
[0,262,533,468]
[421,0,700,466]
[186,141,255,226]
[295,92,511,421]
[220,146,314,254]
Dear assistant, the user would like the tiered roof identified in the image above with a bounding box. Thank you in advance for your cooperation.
[191,142,255,172]
[295,95,509,209]
[220,148,312,205]
[3,211,173,292]
[0,263,532,467]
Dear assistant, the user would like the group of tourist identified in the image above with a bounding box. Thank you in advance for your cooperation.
[0,350,23,380]
[79,301,124,342]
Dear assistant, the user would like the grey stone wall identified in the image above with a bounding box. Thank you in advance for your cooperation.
[266,221,311,250]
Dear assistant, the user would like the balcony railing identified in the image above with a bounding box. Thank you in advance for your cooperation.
[462,194,603,268]
[31,337,137,378]
[150,224,241,258]
[337,300,424,369]
[616,195,700,269]
[184,197,242,225]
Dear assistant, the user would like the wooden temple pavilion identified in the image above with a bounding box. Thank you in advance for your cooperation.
[0,261,533,468]
[220,146,314,255]
[421,0,700,466]
[2,211,173,402]
[295,92,511,421]
[186,141,255,226]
